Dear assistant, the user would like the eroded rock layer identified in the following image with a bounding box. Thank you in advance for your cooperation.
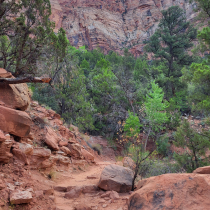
[50,0,197,56]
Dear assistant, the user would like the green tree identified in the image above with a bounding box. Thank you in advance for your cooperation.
[182,0,210,113]
[0,0,67,78]
[174,120,210,172]
[144,6,197,100]
[142,81,169,150]
[32,45,95,131]
[183,62,210,113]
[123,111,153,191]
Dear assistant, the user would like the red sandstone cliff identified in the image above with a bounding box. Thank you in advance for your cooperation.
[50,0,197,56]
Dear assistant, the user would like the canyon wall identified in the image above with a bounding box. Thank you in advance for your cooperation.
[50,0,197,56]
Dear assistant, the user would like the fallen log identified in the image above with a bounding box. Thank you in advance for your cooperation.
[0,77,52,85]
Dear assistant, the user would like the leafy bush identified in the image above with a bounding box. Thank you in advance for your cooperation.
[144,159,183,178]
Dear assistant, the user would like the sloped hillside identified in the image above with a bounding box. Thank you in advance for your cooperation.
[0,68,100,209]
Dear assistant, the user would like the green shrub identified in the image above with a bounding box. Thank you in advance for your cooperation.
[174,120,210,172]
[144,159,183,178]
[156,136,170,156]
[116,156,124,162]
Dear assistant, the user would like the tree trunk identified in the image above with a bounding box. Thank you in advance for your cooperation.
[144,128,151,151]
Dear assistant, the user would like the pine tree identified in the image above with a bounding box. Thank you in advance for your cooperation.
[174,120,210,172]
[0,0,68,78]
[144,6,197,100]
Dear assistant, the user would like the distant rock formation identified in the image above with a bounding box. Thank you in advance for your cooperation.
[50,0,197,56]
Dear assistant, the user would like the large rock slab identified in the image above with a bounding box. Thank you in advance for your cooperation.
[0,105,31,137]
[128,173,210,210]
[0,69,30,111]
[193,166,210,174]
[98,164,134,193]
[10,189,33,204]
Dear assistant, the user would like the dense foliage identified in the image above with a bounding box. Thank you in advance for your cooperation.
[174,120,210,172]
[0,0,68,76]
[3,0,210,172]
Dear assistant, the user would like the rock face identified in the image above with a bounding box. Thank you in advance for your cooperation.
[128,173,210,210]
[0,105,31,137]
[0,68,30,111]
[98,164,134,193]
[50,0,197,56]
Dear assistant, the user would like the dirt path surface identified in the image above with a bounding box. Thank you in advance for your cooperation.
[54,161,129,210]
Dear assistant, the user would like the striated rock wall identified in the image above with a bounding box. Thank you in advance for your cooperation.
[50,0,197,56]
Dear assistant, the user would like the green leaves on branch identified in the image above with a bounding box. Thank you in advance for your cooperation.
[124,111,142,138]
[144,81,169,132]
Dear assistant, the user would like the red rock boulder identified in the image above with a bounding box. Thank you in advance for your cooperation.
[0,105,31,137]
[193,166,210,174]
[10,189,33,205]
[128,173,210,210]
[44,126,61,151]
[59,125,75,139]
[0,69,30,111]
[98,164,134,193]
[81,148,95,163]
[67,143,83,159]
[12,143,33,165]
[29,147,51,169]
[60,146,71,155]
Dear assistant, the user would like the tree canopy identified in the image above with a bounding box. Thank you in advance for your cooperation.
[0,0,68,78]
[144,6,197,100]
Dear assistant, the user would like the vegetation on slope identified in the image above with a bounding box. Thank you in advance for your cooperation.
[1,0,210,174]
